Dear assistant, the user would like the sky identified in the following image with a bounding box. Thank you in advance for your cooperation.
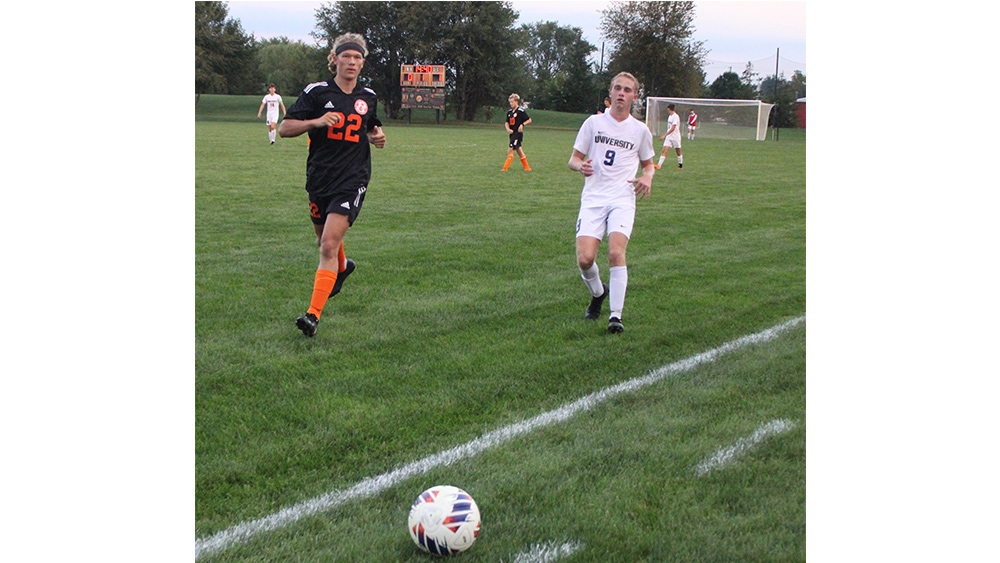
[225,1,806,84]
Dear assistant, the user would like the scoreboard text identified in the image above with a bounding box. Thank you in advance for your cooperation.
[400,64,446,88]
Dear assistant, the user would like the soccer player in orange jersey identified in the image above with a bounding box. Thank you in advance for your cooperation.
[279,33,386,337]
[502,94,532,171]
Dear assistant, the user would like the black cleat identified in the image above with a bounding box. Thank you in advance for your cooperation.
[608,317,624,334]
[585,283,609,320]
[329,259,355,298]
[296,313,319,337]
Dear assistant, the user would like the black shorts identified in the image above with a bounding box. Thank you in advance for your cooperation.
[509,132,523,149]
[308,185,367,226]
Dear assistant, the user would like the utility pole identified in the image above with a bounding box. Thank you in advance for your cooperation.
[774,47,780,141]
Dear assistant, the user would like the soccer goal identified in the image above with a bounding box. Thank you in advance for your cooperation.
[646,97,776,141]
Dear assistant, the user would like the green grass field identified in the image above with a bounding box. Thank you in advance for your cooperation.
[196,95,805,561]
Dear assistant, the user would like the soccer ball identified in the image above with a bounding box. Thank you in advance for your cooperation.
[407,485,481,556]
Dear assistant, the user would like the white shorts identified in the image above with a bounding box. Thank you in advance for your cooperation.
[576,204,635,240]
[687,126,696,131]
[266,112,279,125]
[663,136,682,149]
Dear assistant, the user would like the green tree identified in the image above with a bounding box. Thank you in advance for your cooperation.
[255,38,328,97]
[195,1,255,100]
[314,1,409,119]
[599,1,706,98]
[789,69,806,99]
[519,22,598,113]
[707,71,757,100]
[740,61,761,98]
[404,1,520,121]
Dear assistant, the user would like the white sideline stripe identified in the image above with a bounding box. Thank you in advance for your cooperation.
[694,418,797,477]
[195,316,805,559]
[511,540,583,563]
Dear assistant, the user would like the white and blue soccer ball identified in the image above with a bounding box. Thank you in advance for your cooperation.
[407,485,481,556]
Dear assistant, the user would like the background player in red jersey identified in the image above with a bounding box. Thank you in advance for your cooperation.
[687,109,698,140]
[502,93,532,171]
[278,33,386,337]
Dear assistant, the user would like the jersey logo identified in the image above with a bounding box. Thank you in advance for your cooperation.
[354,99,368,115]
[325,101,335,109]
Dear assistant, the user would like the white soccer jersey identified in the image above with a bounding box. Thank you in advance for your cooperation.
[262,93,282,119]
[666,112,682,140]
[573,112,655,208]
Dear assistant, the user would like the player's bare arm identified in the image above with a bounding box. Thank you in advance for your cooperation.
[626,159,655,200]
[568,149,594,177]
[278,112,342,138]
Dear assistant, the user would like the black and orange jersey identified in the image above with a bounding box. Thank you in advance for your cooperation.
[507,107,530,132]
[285,76,383,197]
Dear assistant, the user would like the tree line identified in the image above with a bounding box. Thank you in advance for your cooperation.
[196,1,805,127]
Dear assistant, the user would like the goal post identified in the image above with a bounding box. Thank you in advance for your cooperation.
[646,97,775,141]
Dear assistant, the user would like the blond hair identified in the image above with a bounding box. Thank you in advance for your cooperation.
[328,33,368,73]
[610,71,640,92]
[508,93,520,102]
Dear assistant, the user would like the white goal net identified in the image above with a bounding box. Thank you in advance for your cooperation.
[646,97,775,141]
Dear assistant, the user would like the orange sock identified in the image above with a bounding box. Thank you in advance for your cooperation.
[307,269,338,319]
[502,155,513,170]
[520,155,530,170]
[337,241,346,272]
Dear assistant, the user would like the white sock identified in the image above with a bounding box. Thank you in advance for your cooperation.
[269,130,275,142]
[657,155,665,166]
[609,266,627,318]
[678,155,683,165]
[580,263,604,297]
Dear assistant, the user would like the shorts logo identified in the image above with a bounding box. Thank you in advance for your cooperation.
[354,99,368,115]
[309,202,320,218]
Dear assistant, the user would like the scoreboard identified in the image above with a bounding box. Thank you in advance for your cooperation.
[400,64,446,88]
[401,88,444,110]
[401,64,447,111]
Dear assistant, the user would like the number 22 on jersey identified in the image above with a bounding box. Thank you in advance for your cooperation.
[327,112,362,143]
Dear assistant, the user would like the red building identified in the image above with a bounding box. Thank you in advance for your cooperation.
[795,97,806,128]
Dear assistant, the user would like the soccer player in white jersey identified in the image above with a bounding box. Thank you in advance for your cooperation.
[567,72,655,334]
[257,83,286,145]
[655,103,683,169]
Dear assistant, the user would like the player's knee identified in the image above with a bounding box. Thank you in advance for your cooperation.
[319,239,341,261]
[607,247,626,266]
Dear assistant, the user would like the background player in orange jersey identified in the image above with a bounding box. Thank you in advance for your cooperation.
[502,93,532,171]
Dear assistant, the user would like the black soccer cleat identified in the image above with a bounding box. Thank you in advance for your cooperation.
[608,317,624,334]
[296,312,319,337]
[585,283,609,320]
[329,259,356,298]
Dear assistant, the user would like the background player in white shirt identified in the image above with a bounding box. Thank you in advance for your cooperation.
[567,72,655,333]
[258,83,286,145]
[655,103,683,169]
